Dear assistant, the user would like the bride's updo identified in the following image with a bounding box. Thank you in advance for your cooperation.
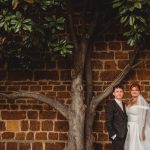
[130,82,141,91]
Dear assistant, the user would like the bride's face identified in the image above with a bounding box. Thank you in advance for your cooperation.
[131,86,140,98]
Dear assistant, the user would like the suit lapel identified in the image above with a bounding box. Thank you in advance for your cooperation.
[113,100,125,118]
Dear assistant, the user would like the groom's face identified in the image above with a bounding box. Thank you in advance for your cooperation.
[113,88,124,100]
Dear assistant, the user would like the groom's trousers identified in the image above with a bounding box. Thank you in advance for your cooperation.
[112,136,126,150]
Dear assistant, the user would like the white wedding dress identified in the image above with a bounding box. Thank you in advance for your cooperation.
[124,95,150,150]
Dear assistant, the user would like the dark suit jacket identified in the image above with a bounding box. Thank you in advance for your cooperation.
[105,100,127,139]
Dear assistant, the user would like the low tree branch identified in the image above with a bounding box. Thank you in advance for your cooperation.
[0,92,69,119]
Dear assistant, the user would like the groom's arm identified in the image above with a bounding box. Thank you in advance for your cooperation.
[105,103,116,139]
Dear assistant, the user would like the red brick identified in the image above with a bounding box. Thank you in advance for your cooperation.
[35,132,47,140]
[30,121,40,131]
[16,99,26,104]
[26,99,37,104]
[53,85,66,91]
[39,111,56,119]
[48,132,58,140]
[2,132,14,139]
[59,133,68,140]
[100,71,121,81]
[8,71,32,81]
[26,132,34,140]
[115,52,129,59]
[0,121,5,131]
[137,70,150,80]
[20,105,32,109]
[42,121,53,131]
[0,142,5,150]
[104,61,117,69]
[98,133,109,141]
[21,86,29,90]
[10,104,18,110]
[122,42,133,50]
[60,70,71,80]
[46,92,56,97]
[92,52,114,59]
[45,142,65,150]
[92,60,103,69]
[109,42,121,50]
[32,105,43,110]
[0,105,9,109]
[21,120,28,131]
[16,132,25,140]
[93,121,103,132]
[57,113,67,120]
[27,111,38,119]
[1,111,26,120]
[104,143,113,150]
[19,143,30,150]
[30,86,41,91]
[118,60,128,69]
[93,143,103,150]
[34,71,59,80]
[42,86,52,90]
[8,86,20,91]
[92,71,99,80]
[95,42,107,51]
[0,86,6,91]
[33,142,43,150]
[54,121,69,132]
[93,86,103,92]
[57,92,70,98]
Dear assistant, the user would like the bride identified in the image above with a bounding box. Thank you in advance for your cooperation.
[124,83,150,150]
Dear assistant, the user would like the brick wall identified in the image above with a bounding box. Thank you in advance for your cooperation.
[0,16,150,150]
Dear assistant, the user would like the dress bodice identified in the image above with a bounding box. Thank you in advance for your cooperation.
[126,105,139,122]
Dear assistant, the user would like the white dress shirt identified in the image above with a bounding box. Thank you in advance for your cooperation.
[115,98,124,111]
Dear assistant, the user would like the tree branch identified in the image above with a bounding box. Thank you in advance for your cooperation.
[91,45,141,108]
[0,92,69,119]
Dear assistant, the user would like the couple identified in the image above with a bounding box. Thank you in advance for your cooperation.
[105,83,150,150]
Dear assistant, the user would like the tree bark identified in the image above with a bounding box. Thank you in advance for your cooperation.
[0,92,69,119]
[67,74,86,150]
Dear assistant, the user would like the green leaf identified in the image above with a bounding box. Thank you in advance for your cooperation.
[129,16,135,26]
[0,22,4,27]
[66,44,74,49]
[12,0,19,10]
[120,16,128,23]
[112,2,122,8]
[134,2,142,9]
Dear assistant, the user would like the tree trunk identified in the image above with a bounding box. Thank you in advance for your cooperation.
[85,104,95,150]
[67,74,86,150]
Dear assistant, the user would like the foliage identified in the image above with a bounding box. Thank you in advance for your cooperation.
[112,0,150,46]
[0,0,73,69]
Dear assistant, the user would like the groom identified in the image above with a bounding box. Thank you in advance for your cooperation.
[105,85,127,150]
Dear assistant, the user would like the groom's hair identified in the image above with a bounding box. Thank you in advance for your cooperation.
[113,84,124,92]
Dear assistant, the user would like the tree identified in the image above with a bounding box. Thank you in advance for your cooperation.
[0,0,149,150]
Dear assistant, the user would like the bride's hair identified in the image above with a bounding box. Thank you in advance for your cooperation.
[130,82,141,91]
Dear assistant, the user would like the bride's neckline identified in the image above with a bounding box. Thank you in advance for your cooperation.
[126,103,138,109]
